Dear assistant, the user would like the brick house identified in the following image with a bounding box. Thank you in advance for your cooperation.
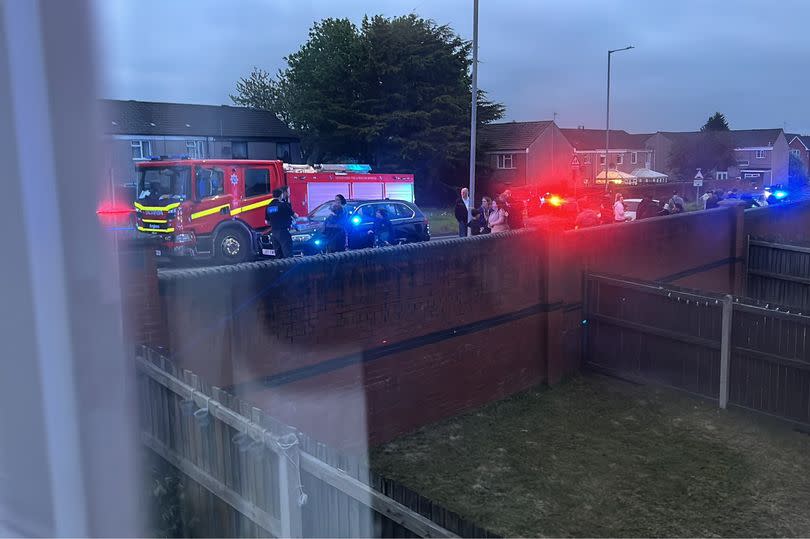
[646,129,790,185]
[477,121,575,195]
[787,134,810,176]
[559,128,663,186]
[101,99,301,198]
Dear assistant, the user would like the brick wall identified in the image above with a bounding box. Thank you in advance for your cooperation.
[140,201,810,449]
[158,231,550,447]
[743,199,810,243]
[119,238,168,349]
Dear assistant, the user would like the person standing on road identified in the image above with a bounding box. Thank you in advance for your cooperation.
[613,193,628,223]
[636,194,658,220]
[705,190,720,210]
[322,203,347,253]
[488,198,510,233]
[503,189,525,229]
[599,194,614,225]
[667,190,685,211]
[479,196,493,234]
[369,207,394,246]
[454,188,471,237]
[468,208,484,235]
[265,188,296,258]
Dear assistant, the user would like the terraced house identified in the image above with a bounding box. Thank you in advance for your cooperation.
[646,129,790,184]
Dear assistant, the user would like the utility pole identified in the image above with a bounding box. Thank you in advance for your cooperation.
[468,0,479,223]
[604,46,634,192]
[552,111,557,184]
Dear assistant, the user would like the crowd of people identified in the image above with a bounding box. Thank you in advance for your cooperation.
[454,187,525,237]
[576,190,686,229]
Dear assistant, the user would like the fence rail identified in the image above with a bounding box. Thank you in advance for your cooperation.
[136,346,496,538]
[584,273,810,427]
[747,238,810,310]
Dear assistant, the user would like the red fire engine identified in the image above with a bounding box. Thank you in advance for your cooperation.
[132,158,414,263]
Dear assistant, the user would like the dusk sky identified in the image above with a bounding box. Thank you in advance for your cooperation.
[94,0,810,134]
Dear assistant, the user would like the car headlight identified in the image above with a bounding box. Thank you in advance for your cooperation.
[174,233,193,243]
[292,234,312,242]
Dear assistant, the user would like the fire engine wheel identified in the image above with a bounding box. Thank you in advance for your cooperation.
[215,228,251,264]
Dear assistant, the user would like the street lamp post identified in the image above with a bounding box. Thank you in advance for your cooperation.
[604,45,634,193]
[468,0,479,225]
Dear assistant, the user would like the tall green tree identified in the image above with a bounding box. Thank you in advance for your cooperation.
[701,112,730,132]
[231,14,504,201]
[669,132,737,180]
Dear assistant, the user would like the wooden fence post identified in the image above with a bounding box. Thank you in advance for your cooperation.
[278,439,303,538]
[719,294,733,409]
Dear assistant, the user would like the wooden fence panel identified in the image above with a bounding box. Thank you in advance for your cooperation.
[729,304,810,424]
[747,239,810,310]
[584,274,723,400]
[136,347,484,538]
[585,273,810,428]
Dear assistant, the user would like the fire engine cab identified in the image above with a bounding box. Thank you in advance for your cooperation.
[133,158,414,263]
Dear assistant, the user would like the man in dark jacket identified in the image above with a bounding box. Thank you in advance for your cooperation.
[265,188,295,258]
[503,190,525,229]
[635,194,659,220]
[454,188,471,237]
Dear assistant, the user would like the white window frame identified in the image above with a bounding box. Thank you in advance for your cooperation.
[616,154,624,165]
[130,140,151,160]
[716,171,728,180]
[185,140,205,159]
[631,151,637,164]
[755,149,766,159]
[496,153,514,169]
[790,149,801,158]
[584,154,591,164]
[738,160,749,167]
[599,154,606,165]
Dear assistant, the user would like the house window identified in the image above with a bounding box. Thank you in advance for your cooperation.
[186,140,206,159]
[245,168,270,197]
[755,149,766,159]
[616,154,624,165]
[276,142,291,161]
[716,171,728,180]
[631,152,638,165]
[738,160,749,167]
[496,153,514,169]
[791,149,801,158]
[584,154,591,164]
[232,141,249,159]
[599,154,606,165]
[131,140,151,160]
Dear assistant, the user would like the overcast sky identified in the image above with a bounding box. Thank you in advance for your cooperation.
[94,0,810,134]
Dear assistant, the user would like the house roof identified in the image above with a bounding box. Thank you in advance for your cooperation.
[787,134,810,149]
[631,167,668,179]
[658,128,784,149]
[560,128,652,150]
[101,99,298,139]
[478,121,552,151]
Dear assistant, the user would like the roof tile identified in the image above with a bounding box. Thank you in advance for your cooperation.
[101,99,297,139]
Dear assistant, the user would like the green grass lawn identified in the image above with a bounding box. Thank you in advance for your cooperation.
[371,375,810,537]
[422,207,459,237]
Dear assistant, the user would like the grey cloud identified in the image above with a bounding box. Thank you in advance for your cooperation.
[93,0,810,134]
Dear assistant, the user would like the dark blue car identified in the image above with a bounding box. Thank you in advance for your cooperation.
[260,199,430,257]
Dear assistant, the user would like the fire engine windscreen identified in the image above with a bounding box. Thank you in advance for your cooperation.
[137,166,191,202]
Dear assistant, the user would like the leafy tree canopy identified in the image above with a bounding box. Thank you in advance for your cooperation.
[669,132,737,180]
[232,15,504,201]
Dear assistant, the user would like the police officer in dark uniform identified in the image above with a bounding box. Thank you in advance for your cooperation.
[265,188,295,258]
